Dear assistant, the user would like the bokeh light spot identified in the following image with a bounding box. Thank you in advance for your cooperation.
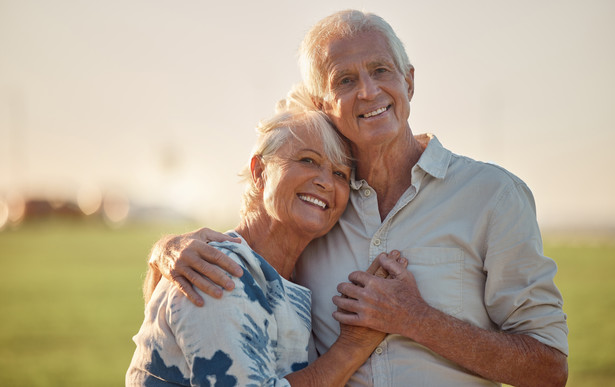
[77,183,102,216]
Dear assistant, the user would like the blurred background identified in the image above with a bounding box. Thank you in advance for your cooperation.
[1,0,613,386]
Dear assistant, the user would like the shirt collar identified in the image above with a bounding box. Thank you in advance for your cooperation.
[414,133,451,180]
[349,133,451,191]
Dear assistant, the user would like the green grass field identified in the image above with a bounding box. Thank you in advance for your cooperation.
[0,220,613,386]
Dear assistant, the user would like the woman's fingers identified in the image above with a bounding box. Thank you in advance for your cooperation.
[378,251,409,279]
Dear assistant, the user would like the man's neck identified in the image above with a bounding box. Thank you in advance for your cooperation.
[354,132,426,220]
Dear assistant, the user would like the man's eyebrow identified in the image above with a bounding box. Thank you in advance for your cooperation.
[368,57,395,68]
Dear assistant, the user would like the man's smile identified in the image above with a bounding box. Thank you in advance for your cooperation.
[359,105,391,118]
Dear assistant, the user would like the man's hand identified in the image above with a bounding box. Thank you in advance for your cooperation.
[332,254,568,386]
[336,251,409,347]
[147,227,243,306]
[332,251,426,335]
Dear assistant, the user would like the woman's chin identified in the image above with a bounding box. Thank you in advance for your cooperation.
[300,221,335,240]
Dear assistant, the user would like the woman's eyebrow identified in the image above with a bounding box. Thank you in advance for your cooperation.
[298,148,323,157]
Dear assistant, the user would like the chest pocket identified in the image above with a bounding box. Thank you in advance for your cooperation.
[402,247,464,316]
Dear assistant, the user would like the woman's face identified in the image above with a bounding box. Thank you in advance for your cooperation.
[261,126,351,239]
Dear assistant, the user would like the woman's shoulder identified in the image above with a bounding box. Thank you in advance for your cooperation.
[210,236,311,316]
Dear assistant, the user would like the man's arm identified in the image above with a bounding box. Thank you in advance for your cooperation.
[145,228,243,306]
[333,254,568,387]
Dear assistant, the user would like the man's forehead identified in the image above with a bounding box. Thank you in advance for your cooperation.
[323,32,394,69]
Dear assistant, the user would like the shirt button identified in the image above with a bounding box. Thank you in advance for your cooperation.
[364,189,371,197]
[373,238,381,246]
[375,347,383,355]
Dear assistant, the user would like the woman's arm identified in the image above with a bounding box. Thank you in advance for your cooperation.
[166,249,401,386]
[286,325,384,386]
[286,252,403,386]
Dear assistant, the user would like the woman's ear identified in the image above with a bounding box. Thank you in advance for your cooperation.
[250,155,265,190]
[311,95,324,110]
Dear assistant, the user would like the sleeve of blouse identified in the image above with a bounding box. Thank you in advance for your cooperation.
[166,247,292,386]
[483,179,569,355]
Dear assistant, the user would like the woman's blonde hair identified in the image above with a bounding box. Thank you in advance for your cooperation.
[239,84,351,217]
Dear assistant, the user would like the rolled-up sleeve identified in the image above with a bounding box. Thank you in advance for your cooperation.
[483,181,568,355]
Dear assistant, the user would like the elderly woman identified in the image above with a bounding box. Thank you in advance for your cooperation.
[126,96,398,386]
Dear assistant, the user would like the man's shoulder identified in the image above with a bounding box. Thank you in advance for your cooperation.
[449,152,528,187]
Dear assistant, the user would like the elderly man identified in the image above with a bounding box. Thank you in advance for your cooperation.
[147,10,568,386]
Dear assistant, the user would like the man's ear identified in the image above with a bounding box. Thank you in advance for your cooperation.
[406,66,415,101]
[250,155,265,190]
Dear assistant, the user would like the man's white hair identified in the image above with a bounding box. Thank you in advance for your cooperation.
[298,9,412,100]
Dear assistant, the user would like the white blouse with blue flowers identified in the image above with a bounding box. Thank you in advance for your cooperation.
[126,232,312,386]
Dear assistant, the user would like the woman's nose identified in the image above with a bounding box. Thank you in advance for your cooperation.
[313,168,334,191]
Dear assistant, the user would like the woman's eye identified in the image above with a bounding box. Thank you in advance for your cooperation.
[300,157,315,164]
[334,170,347,179]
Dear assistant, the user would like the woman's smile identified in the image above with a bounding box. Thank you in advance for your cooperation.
[297,194,328,210]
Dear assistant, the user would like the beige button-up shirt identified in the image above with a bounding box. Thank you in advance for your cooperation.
[294,134,568,386]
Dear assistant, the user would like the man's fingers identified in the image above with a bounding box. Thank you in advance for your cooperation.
[172,276,205,307]
[336,280,367,301]
[347,270,373,287]
[197,227,242,244]
[198,244,244,278]
[332,309,362,326]
[332,294,358,311]
[181,267,226,298]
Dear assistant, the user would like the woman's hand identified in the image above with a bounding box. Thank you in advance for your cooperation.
[146,227,243,306]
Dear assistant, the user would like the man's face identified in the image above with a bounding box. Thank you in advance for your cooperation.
[321,31,414,152]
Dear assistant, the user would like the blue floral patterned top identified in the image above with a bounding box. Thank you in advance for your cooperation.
[126,232,312,386]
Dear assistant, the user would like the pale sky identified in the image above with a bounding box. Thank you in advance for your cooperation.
[1,0,614,230]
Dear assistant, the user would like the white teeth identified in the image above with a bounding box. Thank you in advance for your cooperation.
[363,106,387,118]
[298,195,326,209]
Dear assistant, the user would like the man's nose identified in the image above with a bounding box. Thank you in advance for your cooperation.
[357,74,379,100]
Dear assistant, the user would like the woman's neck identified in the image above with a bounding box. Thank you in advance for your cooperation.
[234,210,312,280]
